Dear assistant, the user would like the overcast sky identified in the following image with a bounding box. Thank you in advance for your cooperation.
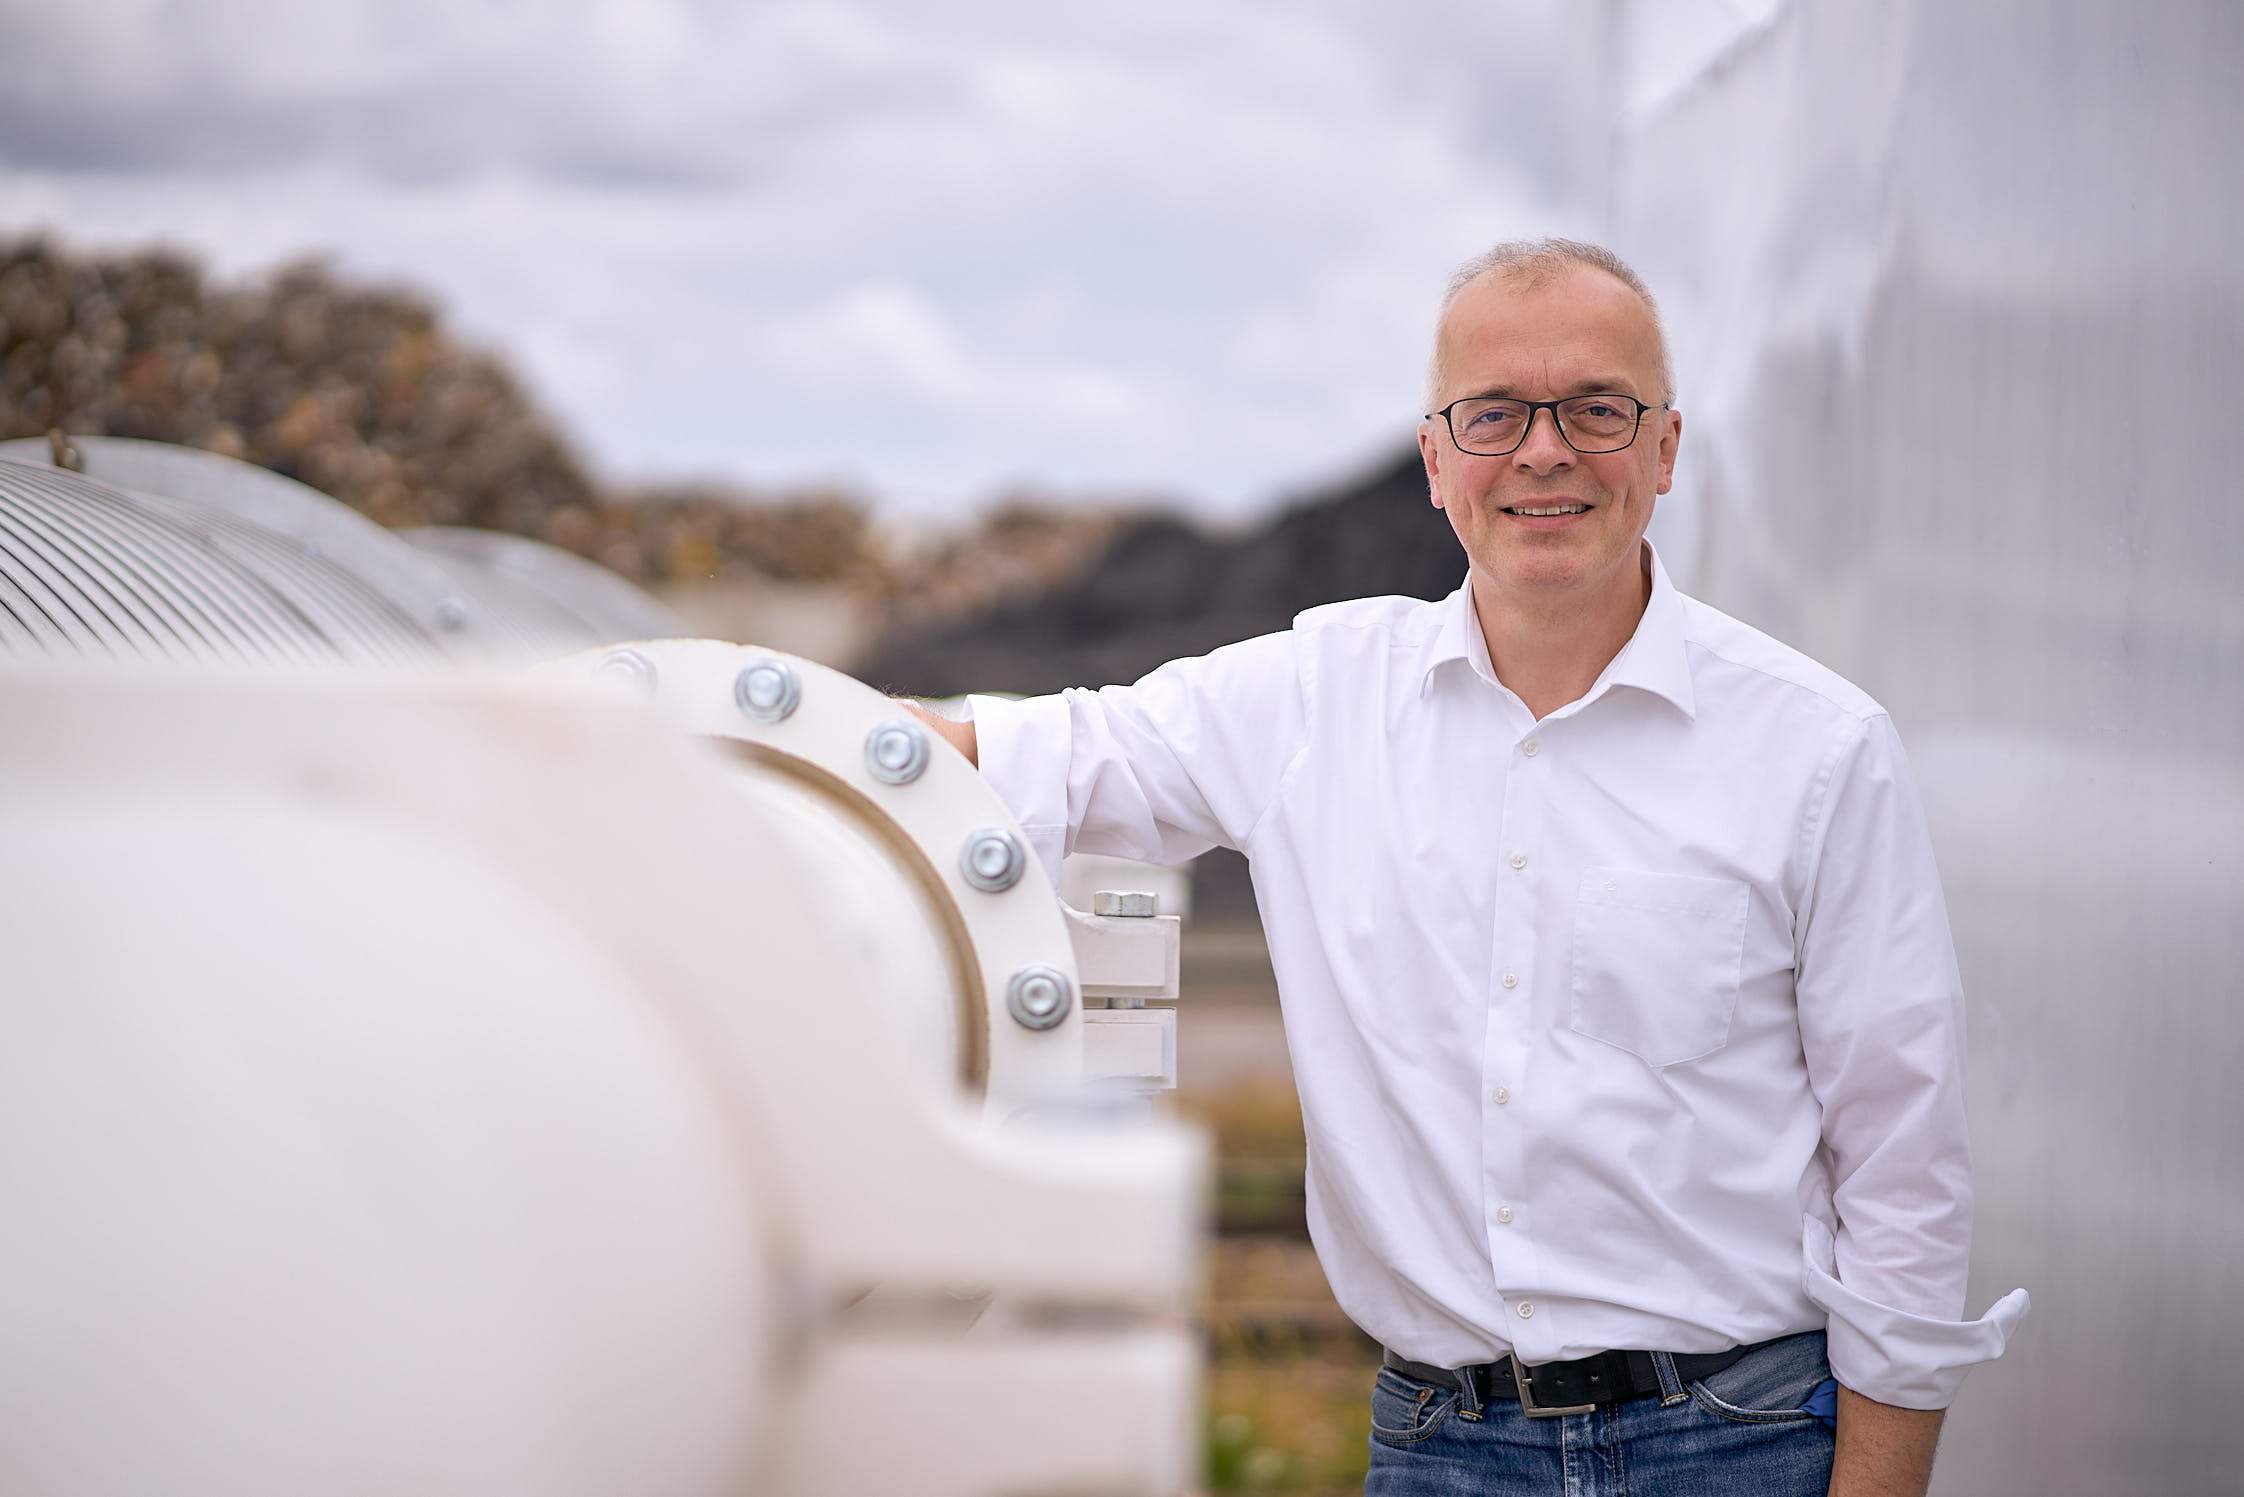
[0,1,1631,519]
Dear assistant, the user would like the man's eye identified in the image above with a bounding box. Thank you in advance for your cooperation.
[1466,408,1518,429]
[1576,401,1624,419]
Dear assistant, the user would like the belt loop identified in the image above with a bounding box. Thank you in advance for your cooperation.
[1455,1363,1485,1421]
[1650,1350,1688,1407]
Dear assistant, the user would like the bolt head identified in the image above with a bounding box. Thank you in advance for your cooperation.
[959,828,1025,892]
[864,720,930,784]
[734,658,801,722]
[1006,965,1074,1030]
[598,649,657,692]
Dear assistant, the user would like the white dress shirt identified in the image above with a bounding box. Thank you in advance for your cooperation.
[968,543,2027,1410]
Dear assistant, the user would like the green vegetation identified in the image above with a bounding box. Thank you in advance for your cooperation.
[1179,1081,1378,1493]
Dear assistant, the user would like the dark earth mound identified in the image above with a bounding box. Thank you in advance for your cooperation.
[856,447,1464,698]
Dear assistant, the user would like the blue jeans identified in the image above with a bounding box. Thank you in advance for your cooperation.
[1366,1330,1837,1496]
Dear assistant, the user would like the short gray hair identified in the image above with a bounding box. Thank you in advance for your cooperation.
[1426,238,1675,408]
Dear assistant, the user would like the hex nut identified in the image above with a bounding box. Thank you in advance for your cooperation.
[865,720,931,784]
[960,828,1025,892]
[1092,890,1158,918]
[734,657,802,723]
[1007,965,1074,1031]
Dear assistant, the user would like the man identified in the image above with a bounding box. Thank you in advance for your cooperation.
[908,239,2025,1496]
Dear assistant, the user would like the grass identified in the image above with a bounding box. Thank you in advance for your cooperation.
[1202,1350,1379,1495]
[1171,1080,1380,1493]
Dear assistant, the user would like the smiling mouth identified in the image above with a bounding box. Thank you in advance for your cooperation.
[1501,502,1591,516]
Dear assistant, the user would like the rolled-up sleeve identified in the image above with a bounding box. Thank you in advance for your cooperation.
[1794,712,2030,1408]
[965,628,1306,883]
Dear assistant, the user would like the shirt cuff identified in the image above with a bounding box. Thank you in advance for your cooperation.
[1801,1215,2031,1409]
[964,692,1071,884]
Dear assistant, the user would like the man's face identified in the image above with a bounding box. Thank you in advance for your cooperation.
[1417,266,1681,606]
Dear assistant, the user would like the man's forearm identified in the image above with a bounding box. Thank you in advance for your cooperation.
[901,701,977,766]
[1829,1384,1945,1497]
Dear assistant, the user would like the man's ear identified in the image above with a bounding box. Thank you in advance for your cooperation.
[1418,422,1447,510]
[1655,407,1682,495]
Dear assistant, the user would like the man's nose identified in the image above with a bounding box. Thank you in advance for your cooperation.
[1511,406,1575,473]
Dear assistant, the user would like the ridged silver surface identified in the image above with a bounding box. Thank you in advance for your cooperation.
[0,458,440,664]
[0,437,482,648]
[0,442,685,665]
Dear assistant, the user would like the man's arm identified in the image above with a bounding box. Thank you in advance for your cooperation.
[1792,711,2025,1471]
[887,630,1307,875]
[901,702,976,766]
[1831,1386,1944,1497]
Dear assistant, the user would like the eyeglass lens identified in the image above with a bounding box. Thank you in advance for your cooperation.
[1450,397,1642,455]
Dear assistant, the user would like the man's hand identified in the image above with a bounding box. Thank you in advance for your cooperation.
[1829,1384,1945,1497]
[901,701,977,767]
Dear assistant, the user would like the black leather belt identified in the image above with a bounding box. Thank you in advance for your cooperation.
[1382,1335,1782,1419]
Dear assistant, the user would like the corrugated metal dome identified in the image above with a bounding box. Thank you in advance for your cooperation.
[0,457,440,664]
[0,436,484,648]
[0,439,684,665]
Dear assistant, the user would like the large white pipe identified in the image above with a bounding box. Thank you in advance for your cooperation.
[0,666,1203,1495]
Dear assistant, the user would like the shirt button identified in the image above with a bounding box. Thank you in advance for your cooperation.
[1517,1301,1536,1319]
[1522,739,1540,758]
[1509,852,1527,869]
[1497,1205,1515,1225]
[1501,972,1519,989]
[1491,1086,1511,1105]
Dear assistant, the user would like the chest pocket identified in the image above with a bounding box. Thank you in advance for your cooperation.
[1569,866,1751,1067]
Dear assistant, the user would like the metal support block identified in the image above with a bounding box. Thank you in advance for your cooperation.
[1062,904,1181,1008]
[1081,1008,1178,1091]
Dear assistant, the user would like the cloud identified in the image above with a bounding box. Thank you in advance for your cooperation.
[0,0,1580,517]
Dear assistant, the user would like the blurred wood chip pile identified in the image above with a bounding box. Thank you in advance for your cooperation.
[0,237,1118,631]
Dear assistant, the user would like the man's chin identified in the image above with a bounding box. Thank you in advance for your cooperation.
[1473,541,1591,586]
[1469,540,1635,602]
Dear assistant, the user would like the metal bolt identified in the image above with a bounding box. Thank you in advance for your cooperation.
[1092,890,1158,918]
[1007,965,1074,1031]
[864,720,930,784]
[599,648,657,692]
[435,598,469,631]
[960,828,1025,892]
[734,657,801,722]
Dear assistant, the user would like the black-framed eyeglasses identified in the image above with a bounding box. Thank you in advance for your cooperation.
[1427,394,1668,457]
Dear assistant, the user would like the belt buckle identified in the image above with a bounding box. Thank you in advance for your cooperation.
[1511,1354,1596,1419]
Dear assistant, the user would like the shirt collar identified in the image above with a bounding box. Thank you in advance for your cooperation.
[1418,541,1698,720]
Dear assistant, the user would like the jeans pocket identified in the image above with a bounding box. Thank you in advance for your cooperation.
[1684,1334,1831,1426]
[1569,866,1749,1066]
[1369,1368,1460,1447]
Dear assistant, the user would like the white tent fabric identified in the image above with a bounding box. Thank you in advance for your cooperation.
[1591,2,2242,1489]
